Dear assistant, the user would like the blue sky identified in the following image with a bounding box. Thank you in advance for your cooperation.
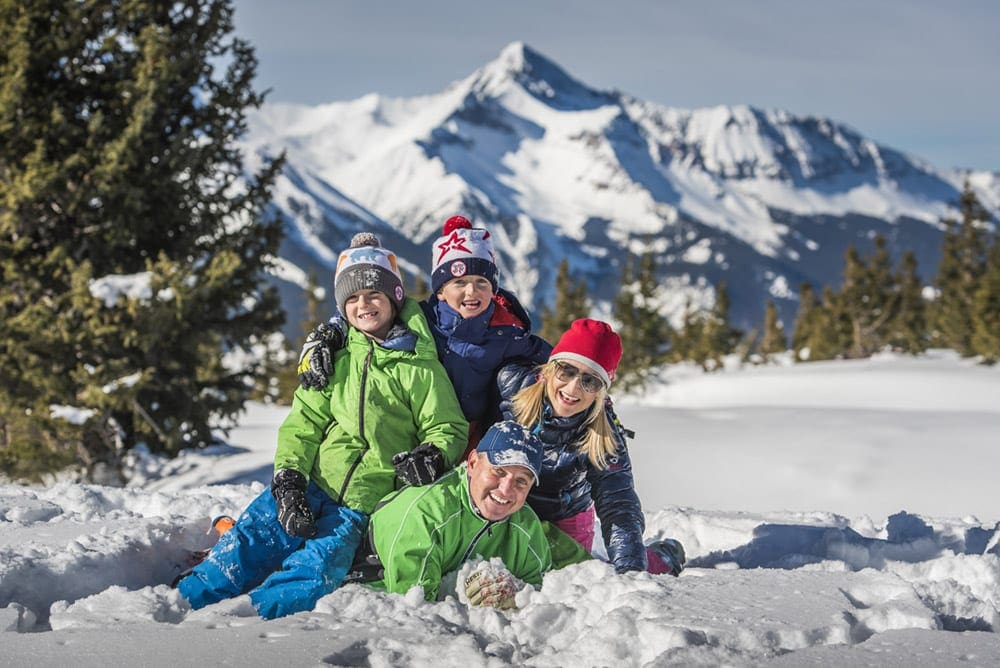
[233,0,999,172]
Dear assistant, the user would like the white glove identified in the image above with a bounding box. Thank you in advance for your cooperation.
[464,566,520,610]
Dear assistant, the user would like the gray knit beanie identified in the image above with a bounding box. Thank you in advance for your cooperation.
[333,232,405,316]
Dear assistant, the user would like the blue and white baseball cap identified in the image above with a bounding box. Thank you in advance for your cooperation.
[475,420,543,484]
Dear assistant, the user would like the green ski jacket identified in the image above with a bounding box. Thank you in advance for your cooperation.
[368,465,590,600]
[274,298,468,514]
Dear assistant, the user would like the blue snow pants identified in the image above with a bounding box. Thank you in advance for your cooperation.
[177,481,368,619]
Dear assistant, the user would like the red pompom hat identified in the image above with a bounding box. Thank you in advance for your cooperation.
[549,318,622,388]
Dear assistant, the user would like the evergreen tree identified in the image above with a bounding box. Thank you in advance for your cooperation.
[668,298,702,364]
[887,251,928,354]
[933,182,990,355]
[258,270,321,406]
[838,245,868,355]
[0,1,284,480]
[300,270,324,346]
[791,282,820,360]
[613,249,671,391]
[971,241,1000,363]
[867,235,896,330]
[247,332,298,406]
[839,241,896,358]
[539,258,589,344]
[802,287,850,361]
[670,282,739,371]
[698,281,740,370]
[759,300,787,360]
[410,272,431,304]
[612,254,638,361]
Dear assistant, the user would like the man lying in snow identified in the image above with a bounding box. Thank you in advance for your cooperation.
[351,420,590,608]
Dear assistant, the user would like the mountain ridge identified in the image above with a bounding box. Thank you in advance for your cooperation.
[242,41,998,341]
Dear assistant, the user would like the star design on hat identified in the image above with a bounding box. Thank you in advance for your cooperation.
[436,231,472,263]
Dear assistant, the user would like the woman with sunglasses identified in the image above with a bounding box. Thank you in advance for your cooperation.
[499,318,685,576]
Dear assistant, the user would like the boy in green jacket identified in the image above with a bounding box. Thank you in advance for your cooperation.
[361,420,590,606]
[177,233,468,619]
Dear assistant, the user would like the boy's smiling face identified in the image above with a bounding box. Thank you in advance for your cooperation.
[437,275,493,318]
[344,289,394,341]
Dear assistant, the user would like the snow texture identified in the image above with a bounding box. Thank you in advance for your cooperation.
[2,351,999,666]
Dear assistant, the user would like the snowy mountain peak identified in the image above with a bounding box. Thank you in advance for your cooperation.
[470,41,611,109]
[494,40,534,72]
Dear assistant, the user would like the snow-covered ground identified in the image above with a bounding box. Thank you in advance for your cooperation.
[2,350,999,666]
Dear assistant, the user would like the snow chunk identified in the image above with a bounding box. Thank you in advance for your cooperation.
[89,273,174,307]
[49,404,96,425]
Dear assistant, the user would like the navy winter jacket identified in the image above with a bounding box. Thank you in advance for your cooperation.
[497,363,648,573]
[421,289,551,427]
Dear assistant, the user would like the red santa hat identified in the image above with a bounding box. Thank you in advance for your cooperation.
[549,318,622,387]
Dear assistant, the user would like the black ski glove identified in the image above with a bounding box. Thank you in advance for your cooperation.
[271,469,318,538]
[392,443,446,486]
[297,319,345,390]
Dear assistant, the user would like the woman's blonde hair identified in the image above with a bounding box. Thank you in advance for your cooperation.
[510,361,618,469]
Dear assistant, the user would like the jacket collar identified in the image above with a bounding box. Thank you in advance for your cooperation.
[431,295,496,337]
[542,398,589,429]
[346,320,417,352]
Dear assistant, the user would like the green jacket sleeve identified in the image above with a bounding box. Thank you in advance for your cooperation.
[406,360,468,467]
[377,491,447,600]
[273,385,335,476]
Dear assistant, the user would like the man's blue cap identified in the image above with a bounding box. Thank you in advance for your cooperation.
[476,420,543,484]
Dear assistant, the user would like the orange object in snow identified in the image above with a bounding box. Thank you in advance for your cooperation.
[209,515,236,536]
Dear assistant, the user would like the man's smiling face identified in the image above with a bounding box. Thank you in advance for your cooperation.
[466,451,533,521]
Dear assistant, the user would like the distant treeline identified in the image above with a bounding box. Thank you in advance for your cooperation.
[538,182,999,390]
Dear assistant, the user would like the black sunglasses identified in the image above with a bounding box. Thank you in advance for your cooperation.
[552,360,605,394]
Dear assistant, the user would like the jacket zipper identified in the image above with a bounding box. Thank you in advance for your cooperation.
[462,520,496,563]
[338,340,374,502]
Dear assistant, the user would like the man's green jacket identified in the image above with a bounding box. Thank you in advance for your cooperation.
[369,464,590,600]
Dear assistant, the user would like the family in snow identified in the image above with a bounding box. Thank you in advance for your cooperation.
[176,215,685,619]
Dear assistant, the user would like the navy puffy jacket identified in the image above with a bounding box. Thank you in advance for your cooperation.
[497,363,647,573]
[422,289,551,424]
